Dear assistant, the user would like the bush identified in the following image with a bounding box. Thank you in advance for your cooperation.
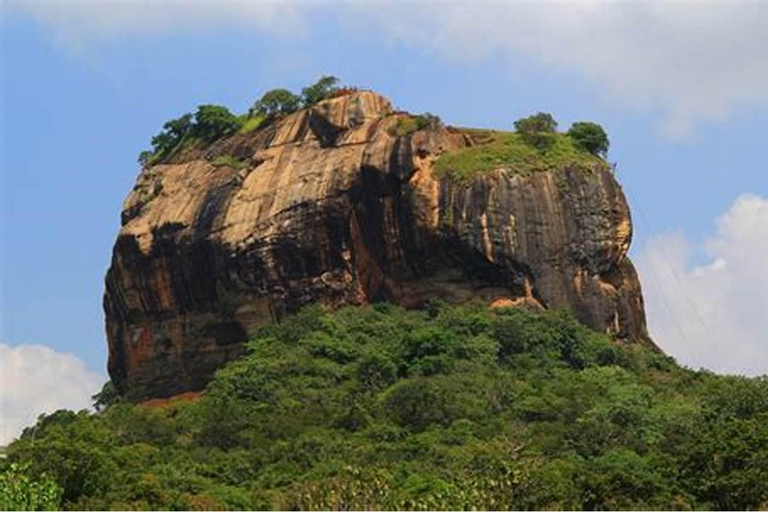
[389,113,443,137]
[191,105,242,143]
[567,121,609,157]
[140,106,242,165]
[238,114,264,134]
[514,112,557,133]
[250,89,300,117]
[137,150,154,167]
[148,113,193,159]
[414,112,442,131]
[514,112,558,150]
[301,75,340,107]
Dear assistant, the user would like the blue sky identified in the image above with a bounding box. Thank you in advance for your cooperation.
[1,1,767,443]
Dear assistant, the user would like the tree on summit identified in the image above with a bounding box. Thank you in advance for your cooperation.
[250,88,301,117]
[568,121,610,157]
[149,112,193,158]
[191,105,241,143]
[301,75,340,107]
[514,112,558,134]
[514,112,558,150]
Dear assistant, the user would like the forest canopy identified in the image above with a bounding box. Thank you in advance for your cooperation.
[3,303,768,510]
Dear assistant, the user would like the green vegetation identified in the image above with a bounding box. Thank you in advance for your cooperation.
[514,112,558,133]
[435,130,608,182]
[3,303,768,510]
[138,76,348,166]
[388,113,443,137]
[212,155,250,170]
[250,89,301,117]
[0,463,61,511]
[140,106,242,166]
[513,112,558,150]
[435,113,612,182]
[91,382,120,413]
[192,105,242,143]
[300,75,341,107]
[238,114,264,135]
[141,112,194,166]
[568,121,610,157]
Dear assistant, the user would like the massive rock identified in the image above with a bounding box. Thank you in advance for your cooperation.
[104,91,650,399]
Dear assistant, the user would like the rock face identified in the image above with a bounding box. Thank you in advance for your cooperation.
[105,91,650,399]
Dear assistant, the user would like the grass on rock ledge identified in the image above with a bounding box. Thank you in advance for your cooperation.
[435,130,609,182]
[212,154,250,170]
[238,114,265,135]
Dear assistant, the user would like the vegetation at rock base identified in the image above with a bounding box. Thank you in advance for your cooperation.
[3,303,768,510]
[91,381,120,413]
[0,463,61,511]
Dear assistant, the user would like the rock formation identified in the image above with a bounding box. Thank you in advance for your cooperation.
[104,91,649,399]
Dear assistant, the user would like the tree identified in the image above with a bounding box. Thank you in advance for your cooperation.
[514,112,558,150]
[301,76,340,107]
[414,112,443,131]
[162,113,193,140]
[92,381,121,412]
[0,463,62,511]
[251,88,301,117]
[137,150,154,167]
[514,112,558,134]
[192,105,242,143]
[567,121,609,157]
[149,112,193,157]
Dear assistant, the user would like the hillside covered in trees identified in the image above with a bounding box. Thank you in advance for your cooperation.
[3,304,768,510]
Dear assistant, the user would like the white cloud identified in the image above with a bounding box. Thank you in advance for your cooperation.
[358,0,768,139]
[7,0,310,51]
[635,194,768,375]
[0,344,104,445]
[8,0,768,138]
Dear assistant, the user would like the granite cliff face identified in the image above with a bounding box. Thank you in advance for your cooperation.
[105,91,649,399]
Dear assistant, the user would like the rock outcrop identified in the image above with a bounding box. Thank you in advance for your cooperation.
[104,91,650,399]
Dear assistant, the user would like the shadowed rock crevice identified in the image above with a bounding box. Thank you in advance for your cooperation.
[105,90,651,399]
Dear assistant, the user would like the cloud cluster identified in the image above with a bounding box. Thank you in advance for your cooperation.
[635,194,768,375]
[0,344,104,445]
[8,0,768,137]
[8,0,309,48]
[360,1,768,138]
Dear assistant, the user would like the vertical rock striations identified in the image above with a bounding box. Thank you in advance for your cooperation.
[104,91,650,399]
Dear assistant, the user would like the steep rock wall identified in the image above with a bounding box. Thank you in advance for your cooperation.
[104,91,649,399]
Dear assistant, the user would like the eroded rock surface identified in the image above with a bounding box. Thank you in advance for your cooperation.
[105,91,649,399]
